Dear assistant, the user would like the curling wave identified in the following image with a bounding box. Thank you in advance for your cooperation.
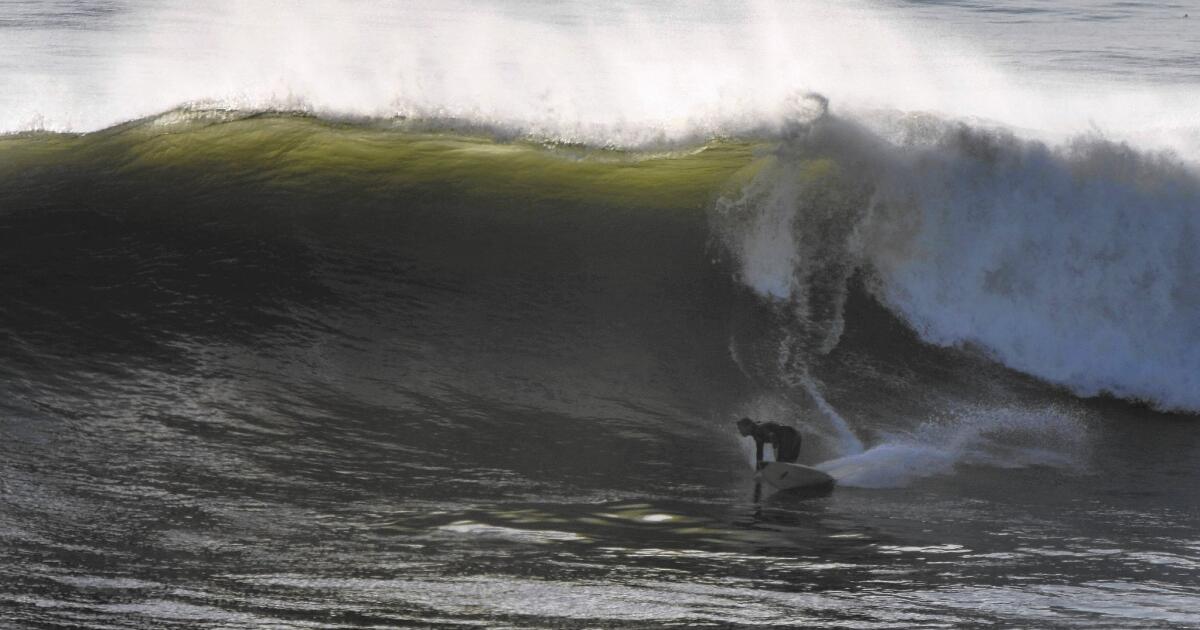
[4,105,1199,417]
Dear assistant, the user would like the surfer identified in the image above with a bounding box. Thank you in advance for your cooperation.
[736,417,802,468]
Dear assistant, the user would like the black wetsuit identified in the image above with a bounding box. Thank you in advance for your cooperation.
[750,422,802,463]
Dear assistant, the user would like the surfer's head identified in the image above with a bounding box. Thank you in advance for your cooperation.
[736,417,757,436]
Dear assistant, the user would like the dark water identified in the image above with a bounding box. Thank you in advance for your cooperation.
[1,114,1198,628]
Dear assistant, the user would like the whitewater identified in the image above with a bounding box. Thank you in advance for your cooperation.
[2,1,1199,628]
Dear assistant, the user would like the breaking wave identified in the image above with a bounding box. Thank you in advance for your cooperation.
[714,107,1200,411]
[0,102,1194,505]
[7,97,1200,419]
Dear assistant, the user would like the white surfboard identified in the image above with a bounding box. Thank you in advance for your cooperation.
[756,462,835,492]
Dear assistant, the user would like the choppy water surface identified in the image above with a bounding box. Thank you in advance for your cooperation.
[2,1,1199,628]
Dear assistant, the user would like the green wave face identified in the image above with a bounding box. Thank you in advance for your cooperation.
[0,113,771,217]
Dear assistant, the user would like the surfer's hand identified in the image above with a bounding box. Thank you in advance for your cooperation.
[756,461,768,471]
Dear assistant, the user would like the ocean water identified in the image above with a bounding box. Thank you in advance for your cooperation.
[2,1,1199,628]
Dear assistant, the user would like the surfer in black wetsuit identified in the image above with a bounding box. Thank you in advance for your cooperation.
[737,417,802,468]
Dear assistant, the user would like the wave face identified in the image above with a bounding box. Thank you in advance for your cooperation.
[0,114,759,431]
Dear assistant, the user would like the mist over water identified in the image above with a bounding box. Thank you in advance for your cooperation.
[2,1,1200,628]
[4,0,1200,153]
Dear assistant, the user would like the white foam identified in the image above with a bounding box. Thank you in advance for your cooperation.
[866,129,1200,411]
[437,521,585,543]
[721,112,1200,412]
[715,164,804,300]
